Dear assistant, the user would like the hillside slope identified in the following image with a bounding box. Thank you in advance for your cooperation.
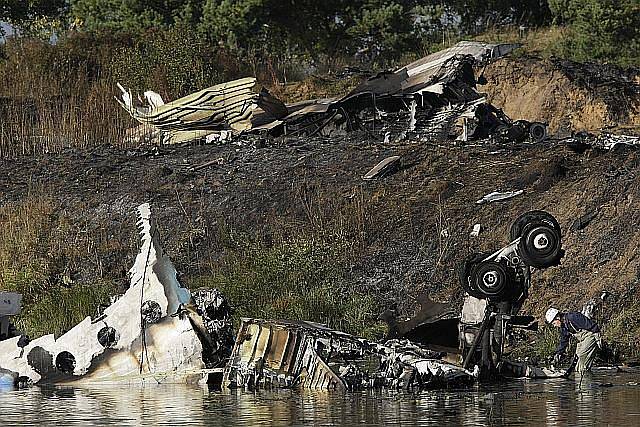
[482,56,640,135]
[1,135,639,359]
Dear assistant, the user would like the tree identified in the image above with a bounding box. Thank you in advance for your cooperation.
[199,0,426,64]
[69,0,203,32]
[347,0,419,62]
[1,0,67,37]
[549,0,640,65]
[449,0,552,32]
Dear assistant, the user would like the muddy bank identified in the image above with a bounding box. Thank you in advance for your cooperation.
[1,135,639,358]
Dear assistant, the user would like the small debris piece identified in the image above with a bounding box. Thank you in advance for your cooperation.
[206,130,234,144]
[475,190,524,205]
[470,223,482,237]
[363,156,401,180]
[571,210,598,231]
[599,134,640,150]
[582,291,609,319]
[189,158,225,172]
[563,132,640,151]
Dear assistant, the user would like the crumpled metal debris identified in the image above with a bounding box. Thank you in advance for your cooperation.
[595,133,640,150]
[564,131,640,151]
[191,289,234,368]
[475,190,524,204]
[0,204,232,385]
[266,41,542,143]
[223,318,474,391]
[500,360,567,379]
[117,41,543,146]
[117,79,288,145]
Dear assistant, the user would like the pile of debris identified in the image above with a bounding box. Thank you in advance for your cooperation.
[0,204,233,386]
[0,205,575,389]
[0,204,474,389]
[117,41,549,146]
[564,131,640,151]
[224,318,473,391]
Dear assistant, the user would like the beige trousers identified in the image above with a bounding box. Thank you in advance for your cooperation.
[575,330,600,373]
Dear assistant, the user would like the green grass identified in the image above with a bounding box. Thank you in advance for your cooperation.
[6,277,116,338]
[188,233,386,340]
[604,304,640,360]
[0,195,120,338]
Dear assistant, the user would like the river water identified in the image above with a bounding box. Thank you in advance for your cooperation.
[1,369,639,426]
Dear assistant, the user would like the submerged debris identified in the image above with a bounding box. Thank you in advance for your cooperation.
[0,205,474,390]
[223,318,473,391]
[0,206,596,388]
[0,204,232,385]
[382,210,566,380]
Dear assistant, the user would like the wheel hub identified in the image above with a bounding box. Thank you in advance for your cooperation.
[533,233,550,250]
[482,271,499,288]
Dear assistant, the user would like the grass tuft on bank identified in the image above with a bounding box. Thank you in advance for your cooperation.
[0,195,122,338]
[189,236,386,340]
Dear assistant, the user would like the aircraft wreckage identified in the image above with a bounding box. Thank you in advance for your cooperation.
[117,41,550,146]
[0,205,570,389]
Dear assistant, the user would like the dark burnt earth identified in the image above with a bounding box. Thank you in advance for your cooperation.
[1,134,639,359]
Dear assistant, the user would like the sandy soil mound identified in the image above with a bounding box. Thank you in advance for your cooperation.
[480,56,640,135]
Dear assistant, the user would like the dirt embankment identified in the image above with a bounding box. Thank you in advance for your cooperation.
[1,136,640,358]
[481,56,640,135]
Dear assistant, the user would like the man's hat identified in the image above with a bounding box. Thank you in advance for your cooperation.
[545,307,560,323]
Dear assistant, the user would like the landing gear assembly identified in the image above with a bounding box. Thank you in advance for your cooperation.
[459,210,563,377]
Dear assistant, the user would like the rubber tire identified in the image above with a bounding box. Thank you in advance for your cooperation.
[470,260,511,299]
[510,210,561,242]
[458,252,490,299]
[529,122,547,142]
[517,222,563,268]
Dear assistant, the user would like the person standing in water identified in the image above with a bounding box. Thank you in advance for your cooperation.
[545,307,602,374]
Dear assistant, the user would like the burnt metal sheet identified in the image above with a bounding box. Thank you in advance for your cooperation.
[282,42,514,140]
[363,156,401,180]
[284,98,336,119]
[223,318,474,391]
[380,295,459,352]
[404,41,519,79]
[345,41,516,101]
[265,328,290,370]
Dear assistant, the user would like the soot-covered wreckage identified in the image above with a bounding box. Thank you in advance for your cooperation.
[0,205,473,389]
[0,204,235,387]
[0,204,569,389]
[117,41,549,146]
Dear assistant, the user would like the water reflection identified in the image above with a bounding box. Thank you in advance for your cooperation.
[0,371,639,426]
